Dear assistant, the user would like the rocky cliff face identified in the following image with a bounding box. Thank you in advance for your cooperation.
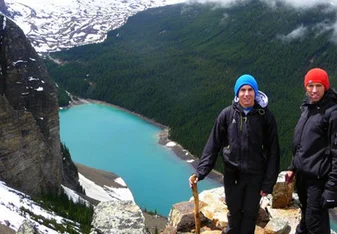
[0,0,7,16]
[0,14,77,196]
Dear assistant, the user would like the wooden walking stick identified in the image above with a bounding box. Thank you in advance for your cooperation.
[191,175,200,234]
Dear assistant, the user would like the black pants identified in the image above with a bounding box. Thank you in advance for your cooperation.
[222,172,263,234]
[295,173,330,234]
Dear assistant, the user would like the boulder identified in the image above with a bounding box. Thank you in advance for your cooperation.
[90,200,148,234]
[272,172,295,208]
[264,218,289,234]
[17,220,41,234]
[195,187,228,229]
[167,201,211,232]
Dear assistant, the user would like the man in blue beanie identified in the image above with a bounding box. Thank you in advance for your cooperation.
[189,74,280,234]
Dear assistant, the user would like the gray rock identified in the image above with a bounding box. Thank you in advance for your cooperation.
[91,200,149,234]
[17,220,41,234]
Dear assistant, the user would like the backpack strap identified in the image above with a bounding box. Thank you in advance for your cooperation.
[257,108,268,149]
[228,106,267,136]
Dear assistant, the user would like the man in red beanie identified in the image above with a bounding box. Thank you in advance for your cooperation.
[286,68,337,234]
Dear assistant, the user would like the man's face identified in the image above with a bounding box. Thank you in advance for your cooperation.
[306,82,325,103]
[238,85,255,108]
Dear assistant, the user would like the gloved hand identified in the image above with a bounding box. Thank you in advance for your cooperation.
[322,189,337,209]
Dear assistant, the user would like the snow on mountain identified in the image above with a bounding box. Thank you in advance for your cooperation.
[0,173,134,233]
[4,0,187,54]
[78,173,134,202]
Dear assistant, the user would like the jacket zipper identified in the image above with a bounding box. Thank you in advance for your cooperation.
[240,113,247,131]
[240,112,248,173]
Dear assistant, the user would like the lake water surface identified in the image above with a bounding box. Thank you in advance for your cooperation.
[59,103,221,216]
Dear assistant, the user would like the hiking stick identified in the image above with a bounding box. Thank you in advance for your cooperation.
[191,175,200,234]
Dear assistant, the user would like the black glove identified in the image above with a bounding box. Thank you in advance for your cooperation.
[322,189,337,209]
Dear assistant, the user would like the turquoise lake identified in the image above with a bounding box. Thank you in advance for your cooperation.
[59,103,222,217]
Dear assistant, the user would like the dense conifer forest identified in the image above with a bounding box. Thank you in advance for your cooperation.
[46,1,337,171]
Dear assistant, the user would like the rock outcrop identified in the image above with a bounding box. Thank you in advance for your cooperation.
[17,220,40,234]
[0,0,8,16]
[0,15,80,196]
[161,171,313,234]
[90,200,149,234]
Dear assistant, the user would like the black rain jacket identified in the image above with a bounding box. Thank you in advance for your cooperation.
[290,89,337,190]
[196,92,280,193]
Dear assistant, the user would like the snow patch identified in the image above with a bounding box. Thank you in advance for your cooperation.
[115,177,127,187]
[78,173,134,202]
[166,141,176,147]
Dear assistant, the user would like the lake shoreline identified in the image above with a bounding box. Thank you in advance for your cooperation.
[63,97,224,185]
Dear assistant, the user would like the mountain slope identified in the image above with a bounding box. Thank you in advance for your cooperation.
[0,167,138,234]
[46,0,337,170]
[2,0,186,54]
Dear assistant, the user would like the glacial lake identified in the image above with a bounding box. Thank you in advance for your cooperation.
[59,103,222,216]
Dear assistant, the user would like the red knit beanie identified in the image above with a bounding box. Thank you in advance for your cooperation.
[304,68,330,90]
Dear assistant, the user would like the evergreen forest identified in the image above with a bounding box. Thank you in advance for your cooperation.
[45,1,337,171]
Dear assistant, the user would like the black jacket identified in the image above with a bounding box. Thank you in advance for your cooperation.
[196,95,280,193]
[290,89,337,190]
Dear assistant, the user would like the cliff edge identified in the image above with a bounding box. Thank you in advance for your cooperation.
[0,14,80,196]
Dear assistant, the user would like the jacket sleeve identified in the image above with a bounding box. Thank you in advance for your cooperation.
[326,111,337,191]
[288,135,297,171]
[288,108,306,172]
[196,108,227,181]
[261,110,280,194]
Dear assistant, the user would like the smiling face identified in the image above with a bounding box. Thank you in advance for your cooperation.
[238,85,255,108]
[306,82,325,103]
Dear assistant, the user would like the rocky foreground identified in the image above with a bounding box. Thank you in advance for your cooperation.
[161,171,337,234]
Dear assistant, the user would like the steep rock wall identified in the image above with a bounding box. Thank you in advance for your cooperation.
[0,0,8,16]
[0,15,62,195]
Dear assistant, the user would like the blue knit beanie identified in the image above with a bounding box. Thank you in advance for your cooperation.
[234,74,258,97]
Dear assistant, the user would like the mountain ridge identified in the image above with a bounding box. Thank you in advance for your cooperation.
[2,0,186,54]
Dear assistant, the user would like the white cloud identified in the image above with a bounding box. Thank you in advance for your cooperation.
[330,21,337,43]
[187,0,337,9]
[313,21,335,37]
[184,0,337,43]
[188,0,248,8]
[260,0,337,9]
[277,25,308,42]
